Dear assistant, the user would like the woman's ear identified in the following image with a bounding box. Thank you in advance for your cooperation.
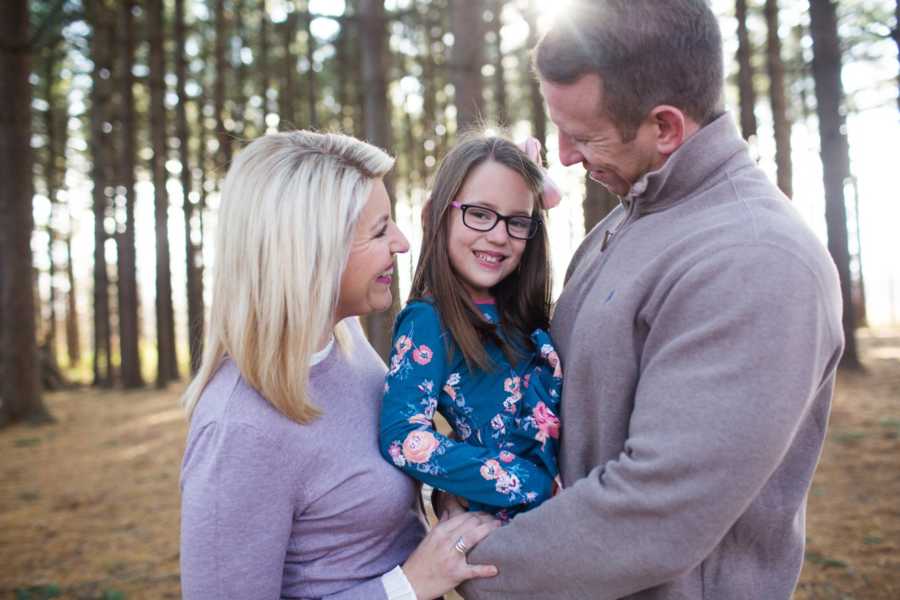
[648,105,687,157]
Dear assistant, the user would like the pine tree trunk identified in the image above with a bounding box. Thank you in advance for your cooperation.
[176,0,205,374]
[43,49,60,358]
[280,10,297,129]
[214,0,232,163]
[808,0,860,369]
[765,0,793,198]
[87,0,114,387]
[735,0,758,140]
[525,1,547,159]
[583,175,620,235]
[358,0,396,361]
[451,0,485,132]
[259,0,271,132]
[0,0,51,426]
[117,0,144,388]
[490,0,508,126]
[304,9,318,129]
[894,0,900,114]
[64,209,81,366]
[148,0,179,384]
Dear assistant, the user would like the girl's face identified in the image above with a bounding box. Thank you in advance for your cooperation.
[446,160,536,300]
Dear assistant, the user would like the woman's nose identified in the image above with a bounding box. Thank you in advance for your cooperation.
[390,225,410,254]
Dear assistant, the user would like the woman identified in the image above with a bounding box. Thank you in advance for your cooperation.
[180,130,499,599]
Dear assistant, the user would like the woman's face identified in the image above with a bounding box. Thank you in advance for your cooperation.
[335,179,409,321]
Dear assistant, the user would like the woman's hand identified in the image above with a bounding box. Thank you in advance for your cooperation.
[402,511,501,600]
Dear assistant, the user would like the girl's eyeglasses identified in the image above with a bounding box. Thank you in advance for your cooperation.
[450,202,541,240]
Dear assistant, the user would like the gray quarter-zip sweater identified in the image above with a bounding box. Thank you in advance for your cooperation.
[460,114,843,599]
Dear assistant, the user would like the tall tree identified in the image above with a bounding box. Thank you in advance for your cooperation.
[41,44,63,359]
[809,0,860,368]
[214,0,232,164]
[116,0,143,388]
[258,0,271,132]
[148,0,179,384]
[63,208,80,367]
[451,0,486,132]
[0,0,51,425]
[735,0,758,140]
[86,0,114,387]
[765,0,793,197]
[524,0,547,158]
[176,0,205,373]
[490,0,508,126]
[280,7,297,128]
[304,7,319,129]
[358,0,396,360]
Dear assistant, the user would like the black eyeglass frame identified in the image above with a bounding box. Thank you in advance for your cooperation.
[450,201,542,240]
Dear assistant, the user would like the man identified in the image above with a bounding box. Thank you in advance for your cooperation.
[458,1,844,598]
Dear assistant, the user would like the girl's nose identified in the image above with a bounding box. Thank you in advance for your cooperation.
[485,221,510,244]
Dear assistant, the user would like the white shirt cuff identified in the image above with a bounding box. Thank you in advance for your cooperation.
[381,565,418,600]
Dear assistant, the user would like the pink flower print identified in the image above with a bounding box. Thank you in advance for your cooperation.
[498,450,516,463]
[503,395,519,414]
[491,414,506,434]
[388,441,406,467]
[480,459,503,481]
[503,376,521,395]
[388,354,403,376]
[402,430,440,464]
[533,401,560,443]
[526,491,538,502]
[523,373,531,389]
[541,344,563,378]
[395,335,413,357]
[495,471,521,494]
[412,344,433,365]
[408,413,432,426]
[417,380,434,394]
[443,384,457,401]
[423,397,437,419]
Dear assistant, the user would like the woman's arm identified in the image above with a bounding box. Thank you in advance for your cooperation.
[180,422,295,599]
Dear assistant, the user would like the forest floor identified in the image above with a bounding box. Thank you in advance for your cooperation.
[1,329,898,600]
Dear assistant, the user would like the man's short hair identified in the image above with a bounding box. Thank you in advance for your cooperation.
[534,0,725,140]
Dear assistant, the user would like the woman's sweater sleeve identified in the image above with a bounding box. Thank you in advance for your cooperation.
[379,302,553,509]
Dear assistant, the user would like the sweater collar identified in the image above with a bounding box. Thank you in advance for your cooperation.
[623,112,752,215]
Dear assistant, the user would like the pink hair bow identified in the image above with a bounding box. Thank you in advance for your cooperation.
[518,137,562,210]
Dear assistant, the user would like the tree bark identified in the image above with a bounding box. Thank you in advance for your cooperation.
[64,208,81,366]
[86,0,114,387]
[451,0,485,132]
[42,47,60,358]
[358,0,396,361]
[280,9,297,129]
[490,0,508,126]
[214,0,232,164]
[304,8,319,129]
[176,0,205,374]
[259,0,271,132]
[148,0,179,384]
[583,175,620,235]
[808,0,860,369]
[0,0,51,426]
[894,0,900,114]
[735,0,758,140]
[116,0,143,388]
[765,0,793,198]
[525,1,547,160]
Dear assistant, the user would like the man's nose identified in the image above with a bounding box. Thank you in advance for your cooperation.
[558,134,583,167]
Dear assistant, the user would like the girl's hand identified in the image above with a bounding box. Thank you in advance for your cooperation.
[402,511,501,600]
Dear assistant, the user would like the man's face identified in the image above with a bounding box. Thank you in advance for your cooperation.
[540,74,663,197]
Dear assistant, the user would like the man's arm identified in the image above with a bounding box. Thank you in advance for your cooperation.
[460,244,842,599]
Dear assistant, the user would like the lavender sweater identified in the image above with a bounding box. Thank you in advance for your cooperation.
[180,320,425,599]
[461,114,843,599]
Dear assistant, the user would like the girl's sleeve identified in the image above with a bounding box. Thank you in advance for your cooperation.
[379,302,554,510]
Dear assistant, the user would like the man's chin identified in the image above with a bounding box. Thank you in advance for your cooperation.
[588,172,624,197]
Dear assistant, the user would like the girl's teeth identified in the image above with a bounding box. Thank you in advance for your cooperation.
[476,252,499,264]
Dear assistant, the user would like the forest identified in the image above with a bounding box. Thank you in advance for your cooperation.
[1,0,899,598]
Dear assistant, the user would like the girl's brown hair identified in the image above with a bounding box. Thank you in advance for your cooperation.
[409,133,552,371]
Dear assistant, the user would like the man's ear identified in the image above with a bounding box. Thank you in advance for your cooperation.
[648,105,689,157]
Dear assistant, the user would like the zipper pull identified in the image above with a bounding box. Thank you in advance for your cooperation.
[601,230,613,251]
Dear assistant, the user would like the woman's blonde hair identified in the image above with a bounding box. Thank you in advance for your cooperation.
[182,130,394,424]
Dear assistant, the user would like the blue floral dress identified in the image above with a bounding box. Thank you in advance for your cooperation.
[379,299,563,521]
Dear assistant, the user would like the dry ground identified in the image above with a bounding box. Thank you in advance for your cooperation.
[1,330,898,599]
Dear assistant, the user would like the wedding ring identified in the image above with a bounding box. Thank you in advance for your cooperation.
[453,536,469,555]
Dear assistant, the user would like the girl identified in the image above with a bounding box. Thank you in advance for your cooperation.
[379,134,563,522]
